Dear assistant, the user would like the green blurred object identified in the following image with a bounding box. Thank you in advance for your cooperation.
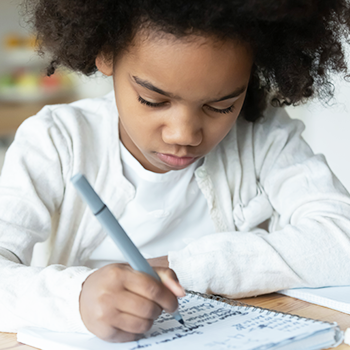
[0,74,15,88]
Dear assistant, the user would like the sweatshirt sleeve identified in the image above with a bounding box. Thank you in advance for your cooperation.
[0,109,94,333]
[168,109,350,298]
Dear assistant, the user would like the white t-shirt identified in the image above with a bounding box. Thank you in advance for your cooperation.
[86,141,215,268]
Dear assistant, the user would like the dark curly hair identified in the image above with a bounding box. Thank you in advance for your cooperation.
[24,0,350,121]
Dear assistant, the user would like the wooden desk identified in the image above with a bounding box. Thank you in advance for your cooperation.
[0,293,349,349]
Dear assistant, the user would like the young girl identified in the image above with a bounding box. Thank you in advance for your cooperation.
[1,0,350,343]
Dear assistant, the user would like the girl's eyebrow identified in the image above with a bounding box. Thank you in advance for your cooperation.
[133,75,178,99]
[211,86,247,103]
[132,75,246,102]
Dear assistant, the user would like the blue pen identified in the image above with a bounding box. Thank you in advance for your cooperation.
[71,173,185,326]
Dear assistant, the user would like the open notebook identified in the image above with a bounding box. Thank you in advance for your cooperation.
[279,286,350,314]
[17,291,343,350]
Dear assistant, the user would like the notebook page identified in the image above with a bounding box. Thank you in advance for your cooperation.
[17,293,341,350]
[279,286,350,314]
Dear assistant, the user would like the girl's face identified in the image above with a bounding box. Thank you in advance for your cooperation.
[97,32,253,173]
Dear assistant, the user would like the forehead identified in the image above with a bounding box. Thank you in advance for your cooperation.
[119,31,253,100]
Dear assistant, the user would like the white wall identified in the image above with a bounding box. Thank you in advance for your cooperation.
[286,75,350,192]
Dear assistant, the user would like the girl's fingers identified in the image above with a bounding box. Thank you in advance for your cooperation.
[95,324,144,343]
[155,267,186,298]
[114,290,162,320]
[123,270,179,314]
[110,309,154,336]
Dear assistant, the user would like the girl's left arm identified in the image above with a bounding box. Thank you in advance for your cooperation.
[168,110,350,298]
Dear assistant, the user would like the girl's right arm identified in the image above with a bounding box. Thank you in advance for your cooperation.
[0,108,183,340]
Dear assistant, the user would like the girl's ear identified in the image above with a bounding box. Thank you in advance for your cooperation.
[95,54,113,76]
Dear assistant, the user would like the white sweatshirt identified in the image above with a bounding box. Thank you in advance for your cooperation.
[0,92,350,334]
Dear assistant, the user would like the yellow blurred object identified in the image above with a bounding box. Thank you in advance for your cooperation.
[3,33,38,50]
[16,73,39,92]
[4,34,21,49]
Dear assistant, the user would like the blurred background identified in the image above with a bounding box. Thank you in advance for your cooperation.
[0,0,112,165]
[0,0,350,191]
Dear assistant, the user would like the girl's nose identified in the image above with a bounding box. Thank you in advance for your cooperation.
[162,109,203,147]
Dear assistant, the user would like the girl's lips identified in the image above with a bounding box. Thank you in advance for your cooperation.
[156,153,197,168]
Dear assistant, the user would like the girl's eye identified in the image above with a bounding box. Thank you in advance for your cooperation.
[138,96,167,108]
[205,105,235,114]
[138,95,234,114]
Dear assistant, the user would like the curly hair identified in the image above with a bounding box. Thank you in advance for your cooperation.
[24,0,350,121]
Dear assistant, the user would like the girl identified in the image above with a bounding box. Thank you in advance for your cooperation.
[1,0,350,343]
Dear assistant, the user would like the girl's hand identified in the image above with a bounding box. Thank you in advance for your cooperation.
[79,263,185,342]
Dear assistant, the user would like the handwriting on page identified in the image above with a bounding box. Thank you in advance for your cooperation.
[121,295,329,350]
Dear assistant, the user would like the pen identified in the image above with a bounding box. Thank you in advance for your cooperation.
[71,173,185,326]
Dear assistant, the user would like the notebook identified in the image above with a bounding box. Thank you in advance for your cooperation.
[279,286,350,314]
[17,291,343,350]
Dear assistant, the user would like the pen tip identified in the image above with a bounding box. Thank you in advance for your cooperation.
[178,318,185,325]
